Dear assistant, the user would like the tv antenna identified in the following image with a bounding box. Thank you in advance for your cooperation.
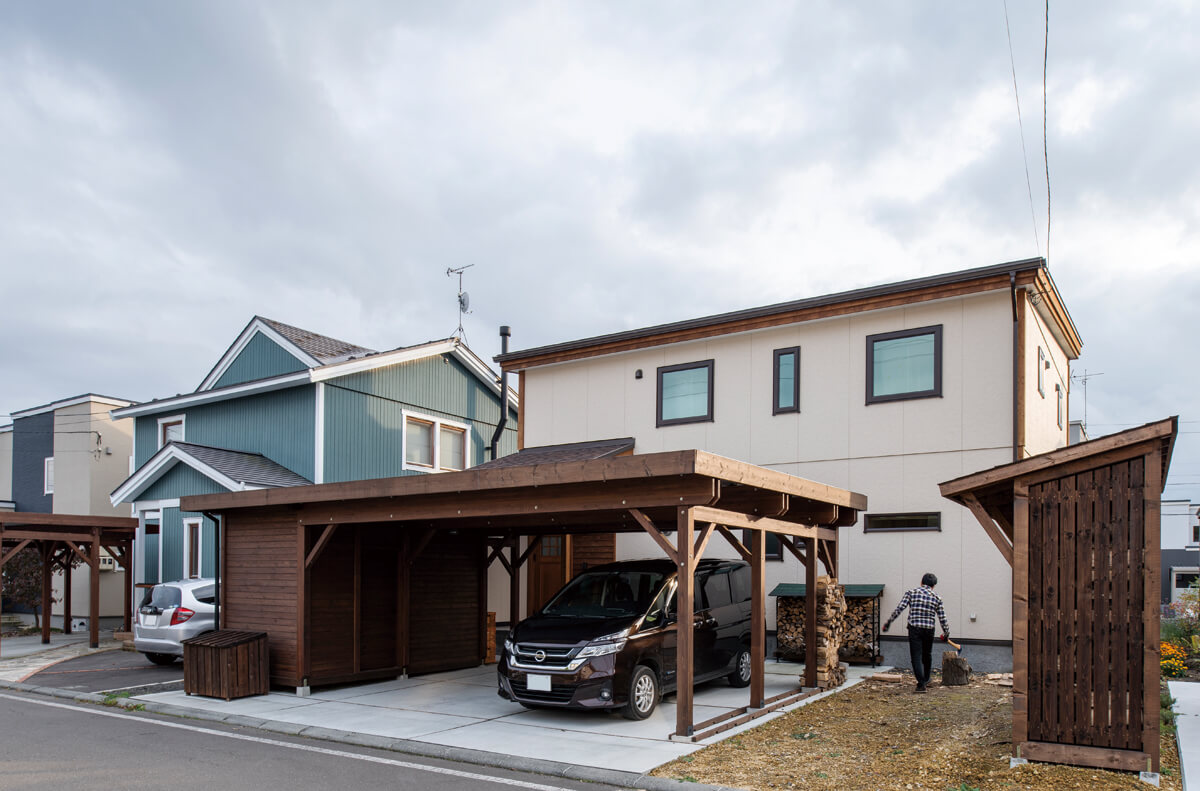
[447,264,474,341]
[1071,368,1104,433]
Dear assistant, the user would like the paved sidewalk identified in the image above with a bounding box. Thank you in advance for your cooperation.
[0,632,122,682]
[1171,680,1200,791]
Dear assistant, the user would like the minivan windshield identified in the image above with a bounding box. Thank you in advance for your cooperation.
[541,570,668,619]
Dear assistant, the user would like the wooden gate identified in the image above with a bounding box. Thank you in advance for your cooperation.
[1027,457,1146,751]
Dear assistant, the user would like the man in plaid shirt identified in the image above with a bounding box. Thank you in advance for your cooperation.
[882,573,950,692]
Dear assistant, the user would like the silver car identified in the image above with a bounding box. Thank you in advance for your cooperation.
[134,579,216,665]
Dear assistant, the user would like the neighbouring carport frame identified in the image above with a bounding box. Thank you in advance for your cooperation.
[940,417,1177,774]
[0,513,137,655]
[185,449,865,740]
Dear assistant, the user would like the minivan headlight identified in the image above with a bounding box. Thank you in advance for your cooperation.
[575,628,631,658]
[504,639,515,656]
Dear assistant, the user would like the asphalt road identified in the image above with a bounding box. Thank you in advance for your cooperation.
[24,649,183,693]
[0,690,624,791]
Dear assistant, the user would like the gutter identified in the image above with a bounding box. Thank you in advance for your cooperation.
[1010,272,1020,463]
[203,511,222,631]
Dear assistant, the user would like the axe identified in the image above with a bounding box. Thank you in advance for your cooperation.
[940,635,963,656]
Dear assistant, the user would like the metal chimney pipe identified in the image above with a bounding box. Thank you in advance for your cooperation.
[489,326,511,460]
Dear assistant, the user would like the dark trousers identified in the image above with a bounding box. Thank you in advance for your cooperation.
[908,625,935,687]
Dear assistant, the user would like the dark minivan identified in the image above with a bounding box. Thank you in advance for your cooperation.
[497,558,753,719]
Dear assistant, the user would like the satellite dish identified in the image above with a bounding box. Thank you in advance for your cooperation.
[459,292,470,312]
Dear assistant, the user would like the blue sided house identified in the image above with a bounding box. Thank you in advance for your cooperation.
[110,317,519,587]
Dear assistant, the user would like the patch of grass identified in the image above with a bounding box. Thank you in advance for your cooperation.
[102,691,133,707]
[1162,690,1178,734]
[948,785,980,791]
[791,730,818,740]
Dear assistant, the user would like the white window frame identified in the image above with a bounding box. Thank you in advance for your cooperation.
[183,517,203,579]
[157,414,186,448]
[1037,347,1046,397]
[44,457,54,495]
[401,410,471,473]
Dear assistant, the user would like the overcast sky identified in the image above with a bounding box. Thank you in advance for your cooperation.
[1,2,1197,506]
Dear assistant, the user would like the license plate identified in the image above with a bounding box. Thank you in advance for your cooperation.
[143,615,157,627]
[526,674,551,692]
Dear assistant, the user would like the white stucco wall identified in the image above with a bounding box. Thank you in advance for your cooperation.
[1022,294,1071,456]
[512,287,1077,642]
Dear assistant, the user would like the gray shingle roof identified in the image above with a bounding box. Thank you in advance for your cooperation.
[259,317,376,363]
[474,438,635,470]
[172,442,311,488]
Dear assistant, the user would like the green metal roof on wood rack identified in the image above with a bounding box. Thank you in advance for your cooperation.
[769,583,884,598]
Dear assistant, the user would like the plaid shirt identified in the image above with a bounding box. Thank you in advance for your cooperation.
[885,585,950,634]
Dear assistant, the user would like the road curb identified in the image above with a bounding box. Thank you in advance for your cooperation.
[0,678,741,791]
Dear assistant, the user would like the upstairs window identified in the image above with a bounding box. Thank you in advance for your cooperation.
[863,512,941,533]
[44,458,54,495]
[773,347,801,414]
[158,415,185,447]
[866,325,942,404]
[1037,347,1046,397]
[404,411,470,473]
[657,360,714,427]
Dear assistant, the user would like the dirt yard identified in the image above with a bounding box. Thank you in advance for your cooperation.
[652,675,1181,791]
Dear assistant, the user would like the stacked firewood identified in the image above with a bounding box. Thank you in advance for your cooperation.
[837,599,883,664]
[775,576,847,689]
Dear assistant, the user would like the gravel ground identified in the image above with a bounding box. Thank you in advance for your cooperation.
[652,675,1181,791]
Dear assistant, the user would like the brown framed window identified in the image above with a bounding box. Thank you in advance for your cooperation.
[158,415,185,447]
[866,325,942,404]
[742,529,783,560]
[657,360,714,427]
[863,512,941,533]
[773,347,801,414]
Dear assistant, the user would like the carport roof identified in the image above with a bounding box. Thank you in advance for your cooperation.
[183,448,867,537]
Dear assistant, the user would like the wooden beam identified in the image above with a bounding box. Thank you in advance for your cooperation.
[693,523,715,563]
[409,529,436,564]
[3,530,94,544]
[818,540,836,578]
[0,539,33,568]
[1011,484,1029,747]
[0,513,138,530]
[516,535,543,569]
[64,541,92,568]
[715,525,751,563]
[103,545,131,571]
[628,509,679,565]
[305,524,339,569]
[1018,742,1151,773]
[750,527,766,708]
[779,536,807,565]
[690,506,838,540]
[1143,448,1164,772]
[961,493,1014,567]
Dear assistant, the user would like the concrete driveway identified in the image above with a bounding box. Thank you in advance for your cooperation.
[135,662,881,773]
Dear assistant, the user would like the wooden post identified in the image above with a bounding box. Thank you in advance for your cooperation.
[353,529,362,674]
[296,523,308,692]
[1143,450,1163,772]
[398,532,410,675]
[63,552,72,635]
[0,526,5,658]
[509,536,521,634]
[750,528,766,708]
[122,540,132,633]
[1012,484,1030,748]
[41,541,52,644]
[804,535,817,688]
[89,528,100,648]
[675,506,695,738]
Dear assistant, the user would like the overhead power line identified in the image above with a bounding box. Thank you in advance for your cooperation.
[1043,0,1051,264]
[1002,0,1041,256]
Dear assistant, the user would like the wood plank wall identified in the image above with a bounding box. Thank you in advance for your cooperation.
[571,533,615,574]
[408,531,485,675]
[221,515,300,686]
[1026,456,1147,752]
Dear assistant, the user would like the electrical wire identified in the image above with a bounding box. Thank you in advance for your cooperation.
[1043,0,1051,265]
[1002,0,1041,256]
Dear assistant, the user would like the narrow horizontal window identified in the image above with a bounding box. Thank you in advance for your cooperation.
[863,512,941,533]
[657,360,714,427]
[866,325,942,404]
[773,347,800,415]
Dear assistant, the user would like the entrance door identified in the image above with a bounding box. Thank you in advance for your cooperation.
[527,536,566,616]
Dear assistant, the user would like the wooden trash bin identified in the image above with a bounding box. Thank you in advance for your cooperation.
[183,630,269,700]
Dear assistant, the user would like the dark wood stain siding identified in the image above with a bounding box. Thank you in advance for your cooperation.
[221,514,300,686]
[408,531,485,675]
[571,533,615,573]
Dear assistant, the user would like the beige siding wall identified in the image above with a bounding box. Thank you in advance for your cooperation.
[0,430,12,502]
[518,289,1040,640]
[51,401,135,619]
[1022,293,1072,455]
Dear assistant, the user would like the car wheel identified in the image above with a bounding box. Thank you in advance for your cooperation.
[145,652,177,666]
[623,665,660,720]
[728,647,752,688]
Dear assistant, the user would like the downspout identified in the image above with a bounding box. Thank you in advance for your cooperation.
[203,511,221,631]
[1010,272,1020,463]
[489,326,511,460]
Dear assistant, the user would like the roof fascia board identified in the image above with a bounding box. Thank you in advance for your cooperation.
[12,394,135,419]
[110,444,242,506]
[498,259,1048,371]
[197,318,321,392]
[111,372,311,419]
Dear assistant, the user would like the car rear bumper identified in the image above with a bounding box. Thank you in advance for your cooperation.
[134,622,213,656]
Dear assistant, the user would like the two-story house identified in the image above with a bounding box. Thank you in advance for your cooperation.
[110,317,519,589]
[495,258,1081,669]
[1162,499,1199,604]
[2,394,135,627]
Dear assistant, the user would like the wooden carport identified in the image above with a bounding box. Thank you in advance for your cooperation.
[940,417,1177,774]
[184,449,865,740]
[0,513,137,655]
